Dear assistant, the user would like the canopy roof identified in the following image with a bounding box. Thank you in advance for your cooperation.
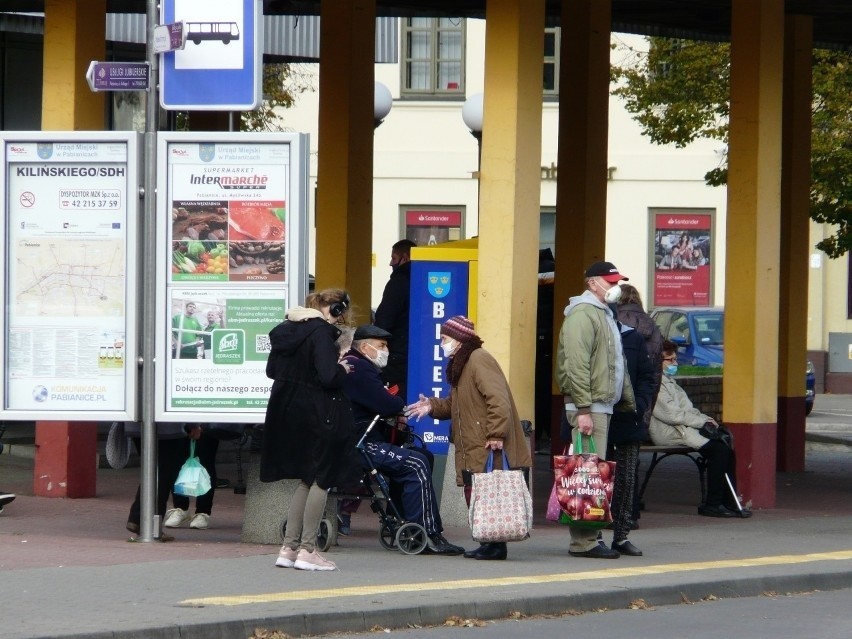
[3,1,849,50]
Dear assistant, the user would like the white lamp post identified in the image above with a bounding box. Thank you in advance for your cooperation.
[374,81,393,128]
[462,93,484,216]
[461,92,484,170]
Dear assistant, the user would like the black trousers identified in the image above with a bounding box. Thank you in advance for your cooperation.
[127,436,218,525]
[172,436,218,515]
[698,439,737,507]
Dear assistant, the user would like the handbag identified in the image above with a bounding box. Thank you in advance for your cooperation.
[553,434,615,529]
[105,421,132,470]
[546,446,569,522]
[174,440,212,497]
[699,422,733,448]
[468,450,533,543]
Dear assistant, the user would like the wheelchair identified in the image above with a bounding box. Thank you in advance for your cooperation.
[317,414,431,555]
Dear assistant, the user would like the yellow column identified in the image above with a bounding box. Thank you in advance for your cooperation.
[41,0,106,130]
[554,0,611,302]
[724,0,784,507]
[477,0,545,424]
[314,0,376,320]
[777,15,813,472]
[550,0,612,447]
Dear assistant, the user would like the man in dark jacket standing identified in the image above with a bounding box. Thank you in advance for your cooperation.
[342,324,464,556]
[374,239,416,400]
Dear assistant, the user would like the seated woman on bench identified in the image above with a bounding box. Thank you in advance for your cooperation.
[649,340,751,518]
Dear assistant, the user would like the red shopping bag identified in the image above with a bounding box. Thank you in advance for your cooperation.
[553,435,615,528]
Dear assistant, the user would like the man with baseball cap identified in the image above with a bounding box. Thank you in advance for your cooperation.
[556,261,636,559]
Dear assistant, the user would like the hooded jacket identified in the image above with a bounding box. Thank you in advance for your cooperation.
[556,290,635,414]
[259,307,360,488]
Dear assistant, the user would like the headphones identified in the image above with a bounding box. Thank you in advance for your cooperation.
[329,292,350,318]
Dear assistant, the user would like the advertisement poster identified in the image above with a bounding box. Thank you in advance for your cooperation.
[2,139,133,414]
[162,139,300,416]
[651,209,713,307]
[169,288,284,409]
[407,260,471,455]
[404,209,463,247]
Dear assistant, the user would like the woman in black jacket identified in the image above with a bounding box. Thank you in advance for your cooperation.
[260,288,358,572]
[606,323,655,556]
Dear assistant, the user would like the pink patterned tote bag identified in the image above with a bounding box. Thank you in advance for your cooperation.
[469,451,533,543]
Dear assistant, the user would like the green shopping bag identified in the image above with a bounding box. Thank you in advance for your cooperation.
[174,440,212,497]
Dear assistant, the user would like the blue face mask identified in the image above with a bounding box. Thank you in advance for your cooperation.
[665,363,678,376]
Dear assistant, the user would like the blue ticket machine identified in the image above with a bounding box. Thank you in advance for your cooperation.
[407,240,478,497]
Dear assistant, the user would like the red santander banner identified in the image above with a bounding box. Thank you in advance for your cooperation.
[651,210,713,307]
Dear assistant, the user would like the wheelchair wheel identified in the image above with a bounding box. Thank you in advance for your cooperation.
[316,518,332,552]
[395,522,428,555]
[378,521,397,550]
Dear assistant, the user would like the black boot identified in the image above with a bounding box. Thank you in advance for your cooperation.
[474,542,507,561]
[476,541,508,559]
[464,543,490,559]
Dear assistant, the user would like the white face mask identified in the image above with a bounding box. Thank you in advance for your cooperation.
[602,281,623,304]
[367,343,389,369]
[441,339,458,358]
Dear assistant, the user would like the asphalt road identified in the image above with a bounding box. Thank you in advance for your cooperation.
[308,588,852,639]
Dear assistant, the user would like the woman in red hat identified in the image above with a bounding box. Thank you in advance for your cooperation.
[406,315,531,560]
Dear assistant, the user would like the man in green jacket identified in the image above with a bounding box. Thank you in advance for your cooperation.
[556,261,635,559]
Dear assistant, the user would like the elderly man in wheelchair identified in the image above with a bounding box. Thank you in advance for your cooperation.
[339,324,465,556]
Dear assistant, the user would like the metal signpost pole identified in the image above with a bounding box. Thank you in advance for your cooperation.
[139,0,160,542]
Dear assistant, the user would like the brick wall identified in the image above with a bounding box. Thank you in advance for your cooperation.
[677,375,722,422]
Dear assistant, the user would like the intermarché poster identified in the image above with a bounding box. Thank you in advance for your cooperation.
[165,141,292,412]
[3,140,132,415]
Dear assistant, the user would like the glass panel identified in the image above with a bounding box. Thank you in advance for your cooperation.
[407,31,431,59]
[669,314,691,343]
[437,61,461,90]
[438,31,461,59]
[407,61,431,91]
[543,63,555,92]
[410,17,430,28]
[438,17,461,28]
[543,32,555,57]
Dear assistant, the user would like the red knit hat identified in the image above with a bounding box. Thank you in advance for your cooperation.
[440,315,477,342]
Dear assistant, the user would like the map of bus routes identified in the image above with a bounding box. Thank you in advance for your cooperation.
[13,238,125,317]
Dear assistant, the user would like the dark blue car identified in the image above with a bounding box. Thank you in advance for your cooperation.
[650,306,815,415]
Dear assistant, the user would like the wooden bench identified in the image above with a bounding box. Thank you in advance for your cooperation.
[637,443,707,505]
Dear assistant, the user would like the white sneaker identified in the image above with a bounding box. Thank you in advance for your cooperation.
[294,548,337,571]
[275,545,298,568]
[189,513,210,529]
[163,508,190,528]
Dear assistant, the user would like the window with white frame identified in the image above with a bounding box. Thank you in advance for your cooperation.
[402,17,465,96]
[543,27,560,96]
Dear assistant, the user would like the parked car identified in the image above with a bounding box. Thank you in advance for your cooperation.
[650,306,815,415]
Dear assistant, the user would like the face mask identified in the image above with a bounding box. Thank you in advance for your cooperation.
[441,340,458,358]
[664,363,678,376]
[367,343,389,369]
[602,282,623,304]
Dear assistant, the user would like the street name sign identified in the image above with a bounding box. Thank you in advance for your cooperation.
[86,62,150,92]
[154,22,186,54]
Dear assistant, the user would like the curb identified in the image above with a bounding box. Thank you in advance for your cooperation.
[26,566,852,639]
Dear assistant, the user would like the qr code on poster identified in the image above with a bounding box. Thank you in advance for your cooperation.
[256,335,271,354]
